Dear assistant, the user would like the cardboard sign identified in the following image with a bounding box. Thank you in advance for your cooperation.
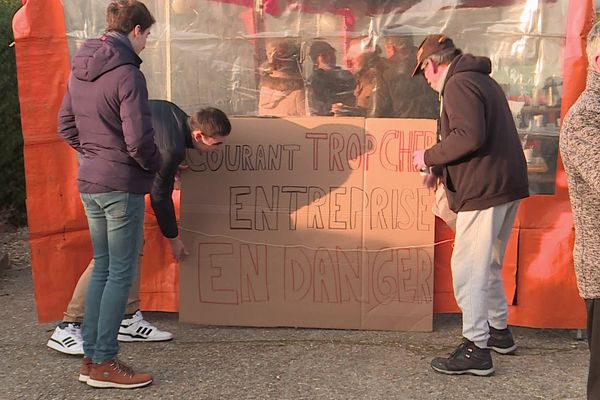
[180,117,436,331]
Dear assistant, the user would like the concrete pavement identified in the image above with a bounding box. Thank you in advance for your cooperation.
[0,234,589,399]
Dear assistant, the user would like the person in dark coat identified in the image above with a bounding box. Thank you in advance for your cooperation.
[384,35,416,74]
[412,34,529,377]
[58,0,161,390]
[331,46,393,117]
[258,40,306,116]
[382,35,439,119]
[307,40,356,116]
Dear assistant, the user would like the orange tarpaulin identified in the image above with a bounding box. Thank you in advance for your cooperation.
[12,0,179,321]
[13,0,592,327]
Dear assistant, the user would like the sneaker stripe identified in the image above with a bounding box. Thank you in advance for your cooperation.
[134,326,153,337]
[49,337,79,350]
[49,338,67,348]
[117,319,172,342]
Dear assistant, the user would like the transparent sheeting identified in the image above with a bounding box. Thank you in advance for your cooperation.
[63,0,569,195]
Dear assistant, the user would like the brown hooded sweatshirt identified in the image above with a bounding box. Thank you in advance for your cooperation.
[423,53,529,212]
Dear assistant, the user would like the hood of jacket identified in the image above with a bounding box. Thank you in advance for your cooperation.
[71,34,142,82]
[441,53,491,94]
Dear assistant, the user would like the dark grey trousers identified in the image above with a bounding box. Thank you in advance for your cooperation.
[586,299,600,400]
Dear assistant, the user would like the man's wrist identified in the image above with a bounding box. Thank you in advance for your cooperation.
[168,235,179,241]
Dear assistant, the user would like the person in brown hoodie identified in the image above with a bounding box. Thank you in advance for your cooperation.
[412,35,529,377]
[560,21,600,400]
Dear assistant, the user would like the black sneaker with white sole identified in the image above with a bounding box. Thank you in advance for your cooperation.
[431,339,495,376]
[488,325,517,355]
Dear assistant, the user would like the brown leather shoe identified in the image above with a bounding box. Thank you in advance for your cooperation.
[78,357,92,382]
[86,359,153,389]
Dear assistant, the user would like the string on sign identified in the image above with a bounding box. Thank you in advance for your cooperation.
[179,226,454,252]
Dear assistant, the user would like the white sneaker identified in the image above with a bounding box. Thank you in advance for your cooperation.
[47,323,84,355]
[118,311,173,342]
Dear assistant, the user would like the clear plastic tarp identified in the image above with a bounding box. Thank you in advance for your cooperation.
[63,0,568,194]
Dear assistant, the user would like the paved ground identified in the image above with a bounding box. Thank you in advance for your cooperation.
[0,228,589,399]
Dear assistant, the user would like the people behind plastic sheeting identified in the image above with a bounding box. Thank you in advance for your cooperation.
[382,35,439,119]
[331,39,438,119]
[330,43,388,117]
[307,40,356,116]
[258,39,306,116]
[384,35,416,74]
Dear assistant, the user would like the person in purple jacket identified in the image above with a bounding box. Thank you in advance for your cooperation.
[58,0,160,390]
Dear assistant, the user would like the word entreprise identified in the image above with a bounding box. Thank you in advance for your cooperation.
[229,185,432,232]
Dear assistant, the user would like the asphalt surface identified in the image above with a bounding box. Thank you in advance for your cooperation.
[0,232,589,399]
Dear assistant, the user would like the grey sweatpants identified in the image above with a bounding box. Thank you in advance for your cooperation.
[451,200,520,348]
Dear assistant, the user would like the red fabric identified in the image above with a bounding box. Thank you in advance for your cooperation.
[13,0,84,322]
[13,0,179,322]
[504,0,594,328]
[263,0,280,15]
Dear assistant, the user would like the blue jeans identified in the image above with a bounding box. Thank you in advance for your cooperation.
[80,191,145,363]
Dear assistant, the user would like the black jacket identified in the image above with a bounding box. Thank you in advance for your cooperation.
[377,65,439,119]
[424,53,529,212]
[148,100,193,238]
[308,67,356,116]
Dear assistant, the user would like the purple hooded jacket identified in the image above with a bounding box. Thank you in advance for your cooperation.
[58,33,161,194]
